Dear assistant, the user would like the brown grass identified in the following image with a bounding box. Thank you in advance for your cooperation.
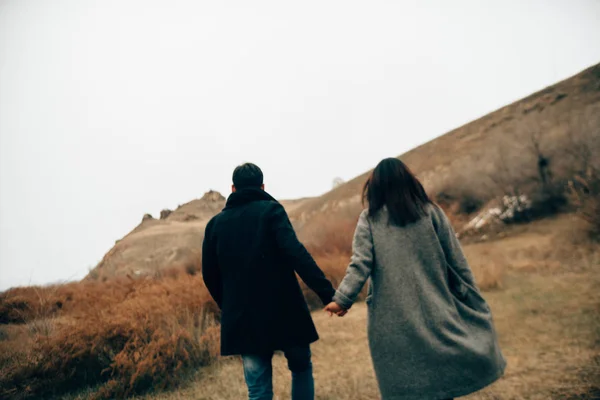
[465,249,506,290]
[0,210,507,399]
[132,267,600,400]
[1,208,593,400]
[131,215,600,400]
[0,270,220,399]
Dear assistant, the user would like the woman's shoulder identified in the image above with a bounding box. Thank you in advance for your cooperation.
[359,208,388,230]
[425,202,452,231]
[360,203,448,230]
[358,208,371,224]
[425,202,444,216]
[360,207,387,223]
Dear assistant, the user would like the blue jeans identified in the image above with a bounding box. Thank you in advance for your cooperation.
[242,345,314,400]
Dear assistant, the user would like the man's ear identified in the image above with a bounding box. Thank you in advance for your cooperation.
[231,185,236,193]
[261,184,265,191]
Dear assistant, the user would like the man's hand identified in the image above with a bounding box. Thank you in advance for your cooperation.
[324,302,348,317]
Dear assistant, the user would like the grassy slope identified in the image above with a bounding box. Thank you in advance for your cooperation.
[88,215,599,400]
[290,63,600,236]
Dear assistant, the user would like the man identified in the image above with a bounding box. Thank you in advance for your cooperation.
[202,163,336,400]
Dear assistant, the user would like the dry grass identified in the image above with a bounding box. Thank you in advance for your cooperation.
[132,215,600,400]
[1,212,597,399]
[0,217,360,400]
[569,170,600,239]
[465,249,506,290]
[133,272,600,400]
[0,209,506,400]
[0,269,220,400]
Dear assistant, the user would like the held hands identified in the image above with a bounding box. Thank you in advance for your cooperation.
[324,302,348,317]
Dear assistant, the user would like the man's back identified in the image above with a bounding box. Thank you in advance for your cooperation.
[202,187,335,356]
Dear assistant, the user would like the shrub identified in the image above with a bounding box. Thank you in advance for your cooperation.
[0,275,220,400]
[0,285,65,325]
[435,187,486,215]
[528,190,567,218]
[569,171,600,238]
[26,318,55,337]
[458,193,486,215]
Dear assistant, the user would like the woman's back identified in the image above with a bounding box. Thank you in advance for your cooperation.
[330,157,505,399]
[369,205,461,332]
[334,204,506,400]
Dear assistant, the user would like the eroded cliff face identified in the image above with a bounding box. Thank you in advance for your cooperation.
[90,191,227,279]
[88,190,315,280]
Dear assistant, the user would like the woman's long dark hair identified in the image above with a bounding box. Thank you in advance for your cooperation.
[363,158,432,226]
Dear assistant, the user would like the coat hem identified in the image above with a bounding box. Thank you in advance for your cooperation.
[220,337,319,357]
[381,360,506,400]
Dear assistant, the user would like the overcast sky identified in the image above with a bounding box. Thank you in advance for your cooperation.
[1,0,599,290]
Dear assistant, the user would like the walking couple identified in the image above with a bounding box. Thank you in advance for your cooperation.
[202,159,506,400]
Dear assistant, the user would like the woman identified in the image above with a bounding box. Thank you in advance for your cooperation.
[325,158,506,400]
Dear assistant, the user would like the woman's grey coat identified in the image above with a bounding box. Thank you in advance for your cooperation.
[333,205,506,400]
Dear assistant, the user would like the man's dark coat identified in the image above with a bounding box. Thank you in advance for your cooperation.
[202,188,335,356]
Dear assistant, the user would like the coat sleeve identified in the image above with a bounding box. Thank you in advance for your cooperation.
[270,203,335,305]
[431,204,477,289]
[202,218,222,308]
[332,210,374,310]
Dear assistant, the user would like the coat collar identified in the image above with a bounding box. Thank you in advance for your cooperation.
[224,188,278,210]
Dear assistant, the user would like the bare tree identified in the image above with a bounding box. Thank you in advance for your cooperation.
[489,137,532,200]
[564,107,600,178]
[528,128,553,191]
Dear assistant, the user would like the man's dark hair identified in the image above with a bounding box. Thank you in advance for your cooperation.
[232,163,264,189]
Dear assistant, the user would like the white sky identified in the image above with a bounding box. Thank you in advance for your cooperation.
[1,0,599,290]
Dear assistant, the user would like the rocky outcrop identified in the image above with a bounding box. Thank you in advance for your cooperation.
[201,190,226,203]
[142,213,154,221]
[90,191,227,280]
[160,209,172,219]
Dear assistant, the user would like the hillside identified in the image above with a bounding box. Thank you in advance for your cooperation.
[89,63,600,279]
[290,63,600,244]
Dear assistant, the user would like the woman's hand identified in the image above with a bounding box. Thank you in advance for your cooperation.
[324,302,348,317]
